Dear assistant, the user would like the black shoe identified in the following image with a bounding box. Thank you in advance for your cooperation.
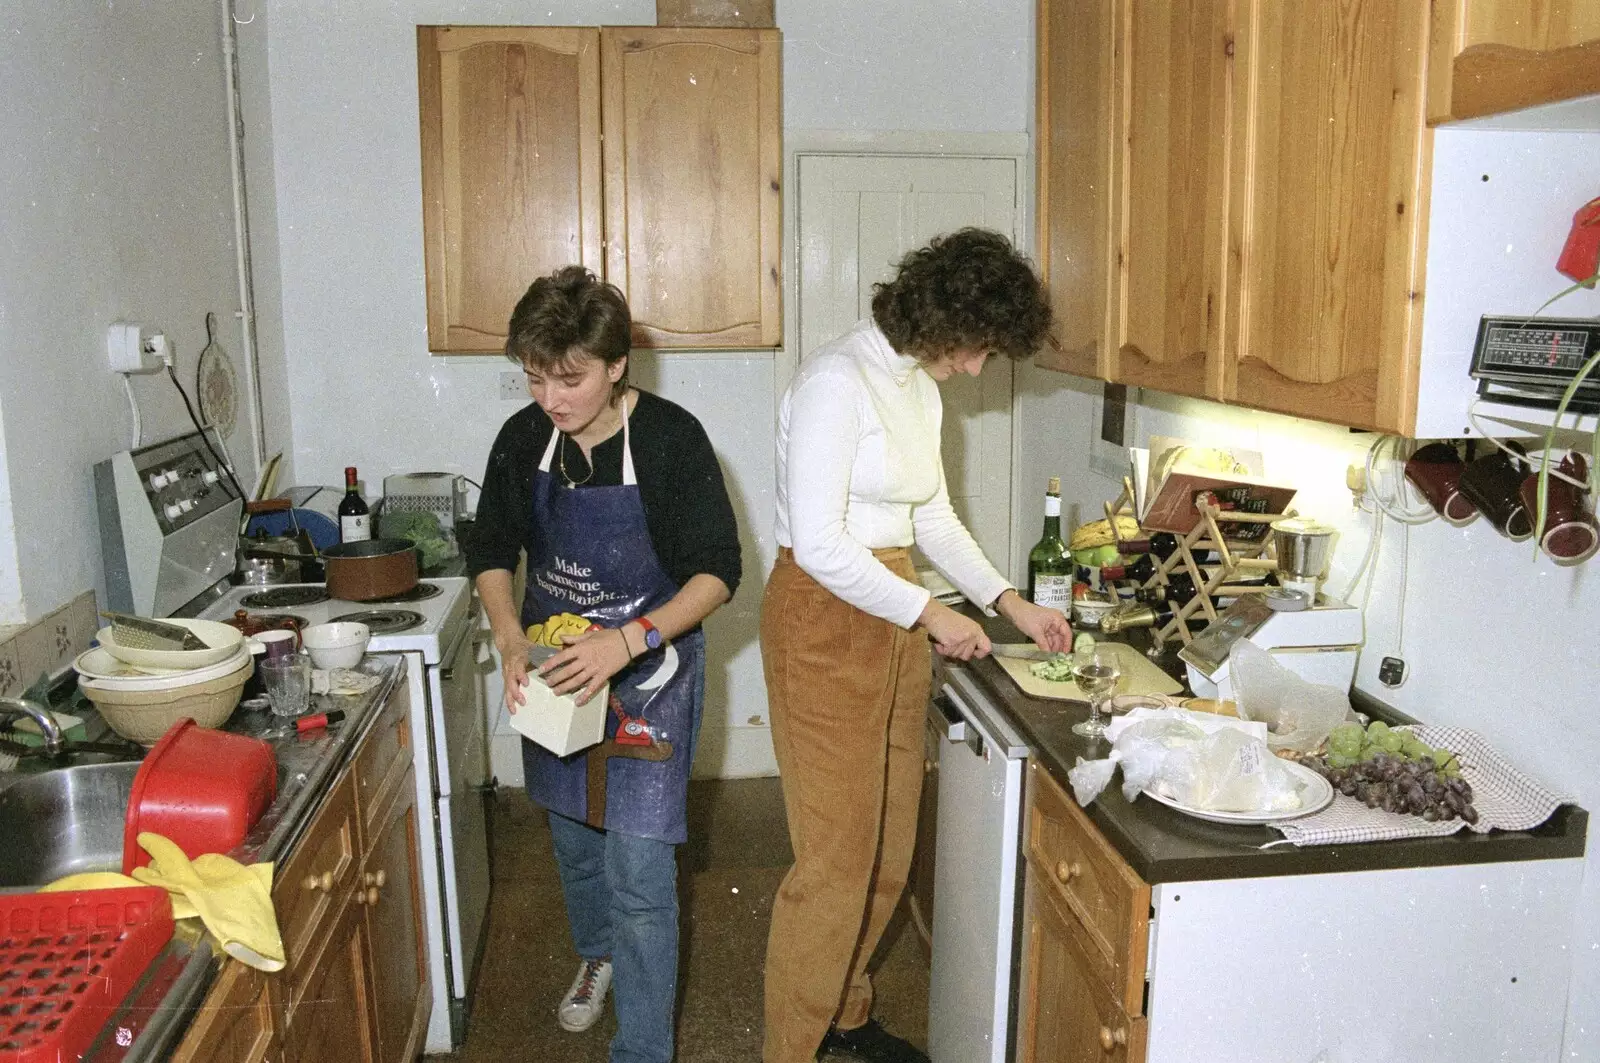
[818,1018,929,1063]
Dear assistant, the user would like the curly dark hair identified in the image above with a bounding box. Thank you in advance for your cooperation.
[504,265,632,397]
[870,228,1052,363]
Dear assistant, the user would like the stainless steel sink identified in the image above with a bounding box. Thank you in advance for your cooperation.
[0,761,139,888]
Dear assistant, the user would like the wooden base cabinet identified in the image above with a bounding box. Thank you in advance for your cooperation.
[1016,761,1150,1063]
[170,672,429,1063]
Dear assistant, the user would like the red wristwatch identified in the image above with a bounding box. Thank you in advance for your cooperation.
[633,616,663,653]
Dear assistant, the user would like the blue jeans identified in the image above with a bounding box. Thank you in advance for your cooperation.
[547,810,680,1063]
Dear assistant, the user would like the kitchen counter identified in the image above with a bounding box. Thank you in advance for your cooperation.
[952,613,1587,883]
[79,654,405,1062]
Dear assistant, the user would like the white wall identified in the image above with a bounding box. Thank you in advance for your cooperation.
[258,0,1033,779]
[1013,128,1600,1059]
[0,0,254,624]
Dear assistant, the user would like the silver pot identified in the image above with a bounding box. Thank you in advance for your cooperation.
[239,556,289,586]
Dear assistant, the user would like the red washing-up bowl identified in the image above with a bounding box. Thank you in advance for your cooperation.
[121,719,278,875]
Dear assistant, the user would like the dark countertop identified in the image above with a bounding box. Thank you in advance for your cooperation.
[952,611,1588,883]
[79,655,405,1062]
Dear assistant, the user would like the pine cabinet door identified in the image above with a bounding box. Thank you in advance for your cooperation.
[282,900,375,1063]
[364,772,429,1063]
[169,962,280,1063]
[1114,0,1230,400]
[419,26,603,354]
[1224,0,1431,433]
[601,27,782,348]
[1036,0,1118,378]
[1429,0,1600,122]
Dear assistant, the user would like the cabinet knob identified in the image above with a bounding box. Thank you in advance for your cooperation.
[363,870,387,889]
[1055,859,1081,884]
[357,886,380,906]
[302,871,333,892]
[1099,1025,1127,1050]
[923,758,935,775]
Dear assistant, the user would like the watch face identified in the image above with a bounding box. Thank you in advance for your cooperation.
[644,627,663,649]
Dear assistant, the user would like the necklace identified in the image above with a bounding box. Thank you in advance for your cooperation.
[558,435,594,488]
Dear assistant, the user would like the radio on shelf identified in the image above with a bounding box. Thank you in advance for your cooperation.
[1469,315,1600,413]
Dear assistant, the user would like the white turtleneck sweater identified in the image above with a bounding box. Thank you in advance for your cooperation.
[774,319,1013,629]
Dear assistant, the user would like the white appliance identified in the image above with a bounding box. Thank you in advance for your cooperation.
[928,668,1029,1063]
[1180,592,1363,701]
[193,577,491,1052]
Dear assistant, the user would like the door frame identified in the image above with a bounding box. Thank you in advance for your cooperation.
[781,131,1034,573]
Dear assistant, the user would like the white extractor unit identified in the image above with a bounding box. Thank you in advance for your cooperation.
[927,668,1029,1063]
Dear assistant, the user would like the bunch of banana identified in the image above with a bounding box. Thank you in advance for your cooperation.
[525,612,593,648]
[1068,515,1141,552]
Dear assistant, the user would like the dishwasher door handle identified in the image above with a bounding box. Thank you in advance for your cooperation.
[933,694,984,757]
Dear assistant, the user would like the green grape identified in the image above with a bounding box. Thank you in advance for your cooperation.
[1366,720,1390,738]
[1326,752,1355,769]
[1330,723,1365,746]
[1360,745,1386,762]
[1400,736,1431,761]
[1378,732,1404,754]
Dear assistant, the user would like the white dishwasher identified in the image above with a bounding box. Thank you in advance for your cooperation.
[927,667,1029,1063]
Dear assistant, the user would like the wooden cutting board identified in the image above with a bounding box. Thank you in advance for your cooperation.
[994,642,1184,702]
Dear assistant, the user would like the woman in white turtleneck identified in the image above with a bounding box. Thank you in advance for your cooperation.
[761,229,1071,1063]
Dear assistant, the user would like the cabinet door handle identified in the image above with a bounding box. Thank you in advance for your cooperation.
[1055,859,1081,884]
[302,870,334,892]
[356,886,380,906]
[1099,1025,1127,1050]
[364,870,387,889]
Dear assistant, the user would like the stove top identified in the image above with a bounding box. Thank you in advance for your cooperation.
[194,577,473,665]
[242,586,330,609]
[330,609,426,635]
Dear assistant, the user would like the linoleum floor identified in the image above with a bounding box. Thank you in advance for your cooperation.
[443,777,929,1062]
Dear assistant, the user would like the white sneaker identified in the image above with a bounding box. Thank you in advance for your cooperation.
[557,957,613,1032]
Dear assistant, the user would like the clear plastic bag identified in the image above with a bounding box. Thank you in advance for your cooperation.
[1230,639,1350,753]
[1152,727,1305,812]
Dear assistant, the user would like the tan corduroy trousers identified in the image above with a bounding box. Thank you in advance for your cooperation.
[760,547,933,1063]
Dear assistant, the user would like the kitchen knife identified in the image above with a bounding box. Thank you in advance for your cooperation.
[989,643,1064,663]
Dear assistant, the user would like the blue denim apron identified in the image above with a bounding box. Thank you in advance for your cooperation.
[520,397,703,844]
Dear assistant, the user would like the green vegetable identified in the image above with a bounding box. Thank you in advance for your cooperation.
[1028,656,1076,683]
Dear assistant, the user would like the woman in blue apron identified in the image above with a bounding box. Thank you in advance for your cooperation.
[468,266,741,1063]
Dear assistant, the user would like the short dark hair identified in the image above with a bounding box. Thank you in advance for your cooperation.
[505,266,632,394]
[870,228,1052,363]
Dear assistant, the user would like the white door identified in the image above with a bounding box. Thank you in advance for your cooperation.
[795,153,1020,569]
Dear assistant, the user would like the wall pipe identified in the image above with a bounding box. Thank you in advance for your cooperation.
[220,0,267,479]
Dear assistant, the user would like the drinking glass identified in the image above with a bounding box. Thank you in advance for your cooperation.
[260,652,312,717]
[1070,647,1122,738]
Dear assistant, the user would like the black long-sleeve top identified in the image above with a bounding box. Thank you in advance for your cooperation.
[466,390,742,600]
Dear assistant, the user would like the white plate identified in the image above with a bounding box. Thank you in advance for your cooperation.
[1142,759,1334,824]
[76,644,252,689]
[95,618,243,669]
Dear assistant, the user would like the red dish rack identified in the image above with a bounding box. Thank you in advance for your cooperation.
[0,887,174,1063]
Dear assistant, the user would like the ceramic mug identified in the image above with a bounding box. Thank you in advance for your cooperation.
[1403,442,1478,526]
[250,628,301,660]
[1519,453,1599,566]
[1457,444,1533,541]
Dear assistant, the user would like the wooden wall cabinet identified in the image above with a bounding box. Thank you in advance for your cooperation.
[1016,761,1150,1063]
[170,674,429,1063]
[1038,0,1432,433]
[1428,1,1600,123]
[419,25,781,354]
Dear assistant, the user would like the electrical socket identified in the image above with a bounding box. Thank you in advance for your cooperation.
[499,372,528,402]
[1346,463,1367,495]
[107,323,163,374]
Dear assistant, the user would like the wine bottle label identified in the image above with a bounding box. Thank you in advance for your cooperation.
[1031,574,1073,610]
[341,514,372,542]
[1044,495,1061,517]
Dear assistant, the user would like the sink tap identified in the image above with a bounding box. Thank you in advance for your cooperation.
[0,697,63,757]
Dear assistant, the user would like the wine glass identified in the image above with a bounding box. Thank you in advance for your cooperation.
[1070,647,1122,738]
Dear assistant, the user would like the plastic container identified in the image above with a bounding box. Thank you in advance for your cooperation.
[121,720,278,875]
[0,885,174,1063]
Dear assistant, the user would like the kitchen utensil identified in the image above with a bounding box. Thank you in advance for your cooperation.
[81,655,254,744]
[990,643,1058,662]
[121,718,277,874]
[195,312,238,440]
[301,622,371,669]
[100,611,209,652]
[259,653,312,717]
[96,618,245,671]
[252,628,301,660]
[1403,442,1478,525]
[239,555,288,585]
[992,642,1183,701]
[221,609,303,642]
[1521,452,1599,565]
[1269,517,1337,597]
[321,537,420,601]
[382,471,469,531]
[0,886,174,1063]
[1142,759,1334,824]
[1458,445,1533,540]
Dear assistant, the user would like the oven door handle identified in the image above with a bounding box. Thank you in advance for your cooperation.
[932,693,984,757]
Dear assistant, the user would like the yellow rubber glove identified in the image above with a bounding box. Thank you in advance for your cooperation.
[130,833,285,972]
[40,871,199,919]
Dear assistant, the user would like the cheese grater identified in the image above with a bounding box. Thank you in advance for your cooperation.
[100,612,210,651]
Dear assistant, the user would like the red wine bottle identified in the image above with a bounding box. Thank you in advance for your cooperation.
[339,466,371,543]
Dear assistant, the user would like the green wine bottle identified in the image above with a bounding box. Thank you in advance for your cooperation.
[1027,477,1073,610]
